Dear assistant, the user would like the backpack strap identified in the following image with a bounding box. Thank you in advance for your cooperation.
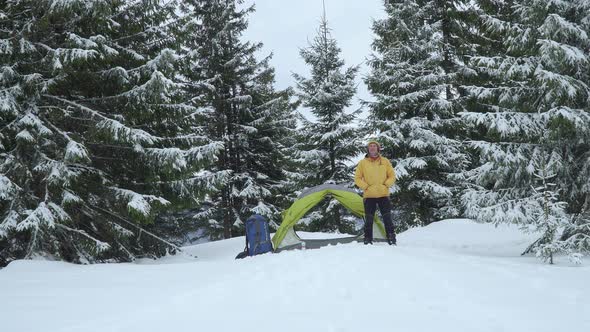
[243,219,249,254]
[252,216,261,254]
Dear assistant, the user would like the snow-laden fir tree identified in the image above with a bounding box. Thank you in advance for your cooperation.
[556,0,590,256]
[461,0,590,261]
[0,0,217,266]
[524,155,582,265]
[478,152,578,264]
[365,0,470,228]
[561,210,590,259]
[178,0,297,239]
[292,13,361,234]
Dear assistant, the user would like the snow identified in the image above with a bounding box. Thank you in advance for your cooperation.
[67,33,99,49]
[15,129,35,143]
[15,202,57,231]
[64,141,89,163]
[0,39,12,55]
[145,147,187,171]
[0,175,17,200]
[128,194,163,217]
[1,219,589,332]
[96,118,156,145]
[17,113,52,136]
[61,190,82,205]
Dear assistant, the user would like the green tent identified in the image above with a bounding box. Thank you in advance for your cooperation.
[272,184,388,251]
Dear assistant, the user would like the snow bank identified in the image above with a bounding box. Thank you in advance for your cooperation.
[1,219,588,332]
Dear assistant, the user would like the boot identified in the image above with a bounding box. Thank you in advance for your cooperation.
[387,233,397,246]
[364,238,373,245]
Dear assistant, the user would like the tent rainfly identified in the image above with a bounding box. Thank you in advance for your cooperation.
[271,184,388,251]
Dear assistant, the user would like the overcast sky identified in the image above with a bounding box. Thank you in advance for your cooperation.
[243,0,386,120]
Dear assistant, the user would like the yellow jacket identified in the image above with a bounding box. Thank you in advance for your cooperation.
[354,155,396,198]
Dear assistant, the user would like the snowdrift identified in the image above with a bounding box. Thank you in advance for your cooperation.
[1,219,588,332]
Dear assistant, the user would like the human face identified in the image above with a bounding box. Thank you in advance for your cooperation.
[368,143,379,156]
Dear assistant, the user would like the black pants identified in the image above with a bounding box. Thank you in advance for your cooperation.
[363,197,395,241]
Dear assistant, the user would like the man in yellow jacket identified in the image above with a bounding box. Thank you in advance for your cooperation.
[354,140,396,245]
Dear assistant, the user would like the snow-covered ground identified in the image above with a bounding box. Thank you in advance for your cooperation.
[1,219,589,332]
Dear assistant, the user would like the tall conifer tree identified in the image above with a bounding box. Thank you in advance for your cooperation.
[292,12,360,234]
[179,0,296,239]
[461,0,590,260]
[365,0,470,228]
[0,0,216,266]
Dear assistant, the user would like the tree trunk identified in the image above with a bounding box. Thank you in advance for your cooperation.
[223,188,232,239]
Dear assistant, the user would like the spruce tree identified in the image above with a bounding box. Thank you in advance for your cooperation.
[179,0,296,240]
[0,0,215,266]
[461,0,590,261]
[506,153,574,264]
[365,0,470,228]
[558,0,590,257]
[292,14,360,234]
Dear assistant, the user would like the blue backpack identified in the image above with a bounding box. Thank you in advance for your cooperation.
[236,215,273,259]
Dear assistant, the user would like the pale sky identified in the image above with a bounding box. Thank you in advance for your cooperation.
[243,0,386,120]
